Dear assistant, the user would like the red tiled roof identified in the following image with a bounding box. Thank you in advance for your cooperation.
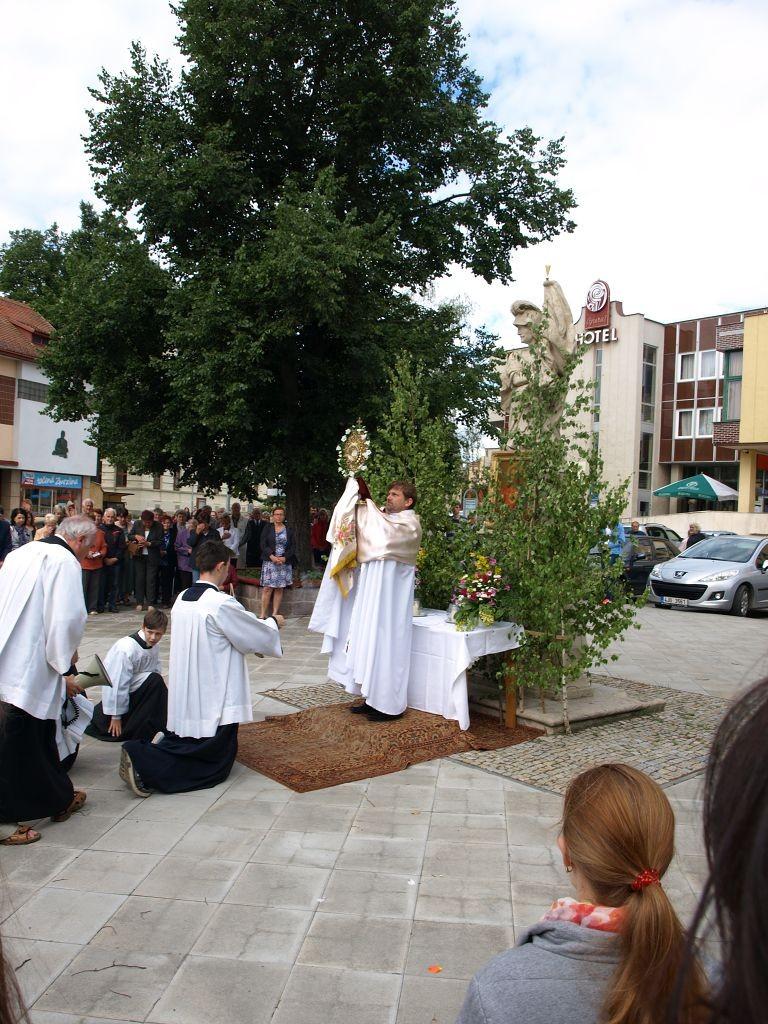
[0,296,53,362]
[0,296,53,337]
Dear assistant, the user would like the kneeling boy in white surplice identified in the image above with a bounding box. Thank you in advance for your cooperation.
[120,539,282,797]
[87,608,168,743]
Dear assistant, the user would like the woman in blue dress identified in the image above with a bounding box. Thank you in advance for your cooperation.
[259,507,296,618]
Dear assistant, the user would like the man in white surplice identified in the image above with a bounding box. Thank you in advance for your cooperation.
[120,538,283,797]
[0,515,96,845]
[310,479,421,721]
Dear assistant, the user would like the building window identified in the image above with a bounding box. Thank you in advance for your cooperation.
[723,350,743,420]
[676,410,693,438]
[696,408,715,437]
[115,465,128,488]
[172,471,181,490]
[641,345,656,424]
[638,431,653,491]
[592,347,602,427]
[152,474,162,490]
[17,378,50,403]
[677,353,695,381]
[698,350,718,379]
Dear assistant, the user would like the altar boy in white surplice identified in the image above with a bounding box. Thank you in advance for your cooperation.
[120,538,283,797]
[310,479,421,721]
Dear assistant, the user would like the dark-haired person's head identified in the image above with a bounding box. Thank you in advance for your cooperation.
[140,509,154,524]
[386,481,416,512]
[676,676,768,1023]
[195,539,230,575]
[10,508,26,528]
[143,608,168,634]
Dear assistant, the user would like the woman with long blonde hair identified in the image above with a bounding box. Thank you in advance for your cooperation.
[457,764,707,1024]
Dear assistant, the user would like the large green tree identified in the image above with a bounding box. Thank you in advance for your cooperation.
[0,224,65,322]
[3,0,576,563]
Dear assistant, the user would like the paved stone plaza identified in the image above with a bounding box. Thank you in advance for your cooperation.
[2,606,765,1023]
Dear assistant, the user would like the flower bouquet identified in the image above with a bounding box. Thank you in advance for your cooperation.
[451,554,510,631]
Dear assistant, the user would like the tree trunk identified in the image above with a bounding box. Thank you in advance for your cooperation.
[286,476,312,571]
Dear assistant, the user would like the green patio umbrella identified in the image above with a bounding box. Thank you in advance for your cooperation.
[653,473,738,501]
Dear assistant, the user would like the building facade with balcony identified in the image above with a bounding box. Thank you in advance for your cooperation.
[707,310,768,513]
[659,305,768,513]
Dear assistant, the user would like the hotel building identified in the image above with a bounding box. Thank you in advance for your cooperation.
[571,283,768,518]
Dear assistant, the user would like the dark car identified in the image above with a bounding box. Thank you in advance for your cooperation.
[641,524,683,549]
[621,535,679,595]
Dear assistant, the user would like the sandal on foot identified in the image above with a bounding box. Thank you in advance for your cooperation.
[51,790,87,823]
[0,825,41,846]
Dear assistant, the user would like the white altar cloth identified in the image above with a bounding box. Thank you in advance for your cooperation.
[407,609,523,730]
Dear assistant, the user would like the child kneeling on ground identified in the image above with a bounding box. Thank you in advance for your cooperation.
[86,608,168,742]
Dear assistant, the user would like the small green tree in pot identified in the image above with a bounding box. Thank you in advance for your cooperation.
[476,320,637,733]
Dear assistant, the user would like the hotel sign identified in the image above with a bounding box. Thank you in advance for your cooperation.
[584,280,611,330]
[577,279,615,345]
[576,326,618,345]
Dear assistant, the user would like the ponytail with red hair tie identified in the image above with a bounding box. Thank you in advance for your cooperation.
[631,868,660,891]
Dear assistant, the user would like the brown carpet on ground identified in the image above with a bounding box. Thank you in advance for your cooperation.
[236,701,540,792]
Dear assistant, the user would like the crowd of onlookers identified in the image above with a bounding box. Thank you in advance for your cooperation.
[0,499,335,616]
[0,499,274,613]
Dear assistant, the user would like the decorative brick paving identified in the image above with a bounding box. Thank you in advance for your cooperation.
[457,677,727,793]
[261,683,356,708]
[264,678,728,793]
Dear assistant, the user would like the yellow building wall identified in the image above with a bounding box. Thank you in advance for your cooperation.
[741,313,768,445]
[0,424,13,461]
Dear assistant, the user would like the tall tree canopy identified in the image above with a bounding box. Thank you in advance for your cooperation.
[2,0,575,560]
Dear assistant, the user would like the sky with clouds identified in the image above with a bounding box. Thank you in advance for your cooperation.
[1,0,766,345]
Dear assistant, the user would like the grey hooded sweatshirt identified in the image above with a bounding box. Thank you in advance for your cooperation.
[456,917,621,1024]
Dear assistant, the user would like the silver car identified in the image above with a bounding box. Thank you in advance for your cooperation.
[648,535,768,616]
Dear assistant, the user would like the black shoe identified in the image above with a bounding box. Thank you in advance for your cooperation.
[365,707,405,722]
[349,701,372,714]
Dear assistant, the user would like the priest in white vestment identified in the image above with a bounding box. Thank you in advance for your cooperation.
[310,479,421,720]
[0,516,96,845]
[120,538,283,797]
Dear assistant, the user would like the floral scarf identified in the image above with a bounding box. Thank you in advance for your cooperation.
[542,896,625,934]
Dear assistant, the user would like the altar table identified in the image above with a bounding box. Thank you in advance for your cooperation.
[407,608,523,730]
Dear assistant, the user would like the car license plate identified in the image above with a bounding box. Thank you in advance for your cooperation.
[661,596,688,607]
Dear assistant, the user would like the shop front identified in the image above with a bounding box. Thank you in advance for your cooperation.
[20,471,83,514]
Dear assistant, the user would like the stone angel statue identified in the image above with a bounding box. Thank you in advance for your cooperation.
[500,278,577,416]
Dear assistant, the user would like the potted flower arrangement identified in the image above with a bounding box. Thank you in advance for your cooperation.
[450,554,511,631]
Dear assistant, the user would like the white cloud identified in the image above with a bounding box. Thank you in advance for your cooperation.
[0,1,180,232]
[446,0,768,337]
[2,0,766,336]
